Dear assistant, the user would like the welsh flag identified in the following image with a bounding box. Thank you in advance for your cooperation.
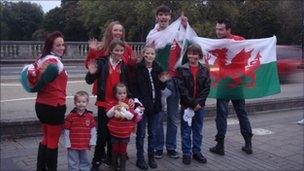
[192,36,281,99]
[146,18,197,71]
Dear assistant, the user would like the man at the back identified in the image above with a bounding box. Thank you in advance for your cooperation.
[209,18,253,155]
[146,5,188,160]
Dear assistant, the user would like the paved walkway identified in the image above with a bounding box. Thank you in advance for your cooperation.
[1,109,303,170]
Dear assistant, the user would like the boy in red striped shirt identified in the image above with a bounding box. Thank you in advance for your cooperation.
[64,91,96,170]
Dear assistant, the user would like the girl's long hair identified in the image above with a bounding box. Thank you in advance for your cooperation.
[100,21,126,53]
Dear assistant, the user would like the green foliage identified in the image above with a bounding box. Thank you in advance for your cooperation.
[0,0,302,44]
[44,1,87,41]
[0,1,43,40]
[236,0,280,39]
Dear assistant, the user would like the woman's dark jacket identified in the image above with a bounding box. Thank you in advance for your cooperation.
[85,56,129,101]
[177,63,211,109]
[130,61,166,114]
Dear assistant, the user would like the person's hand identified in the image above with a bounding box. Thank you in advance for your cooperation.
[88,38,100,50]
[128,99,135,108]
[88,60,97,74]
[194,104,202,111]
[181,11,188,28]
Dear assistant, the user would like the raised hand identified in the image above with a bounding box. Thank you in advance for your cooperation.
[88,38,100,50]
[87,59,97,74]
[181,11,188,28]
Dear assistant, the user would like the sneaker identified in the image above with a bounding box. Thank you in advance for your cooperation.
[193,153,207,163]
[148,155,158,169]
[182,155,191,165]
[167,150,179,159]
[154,150,163,159]
[298,119,304,126]
[101,158,111,167]
[136,159,148,170]
[90,162,101,171]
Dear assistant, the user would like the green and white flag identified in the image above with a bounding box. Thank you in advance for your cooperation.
[146,18,197,71]
[193,36,281,99]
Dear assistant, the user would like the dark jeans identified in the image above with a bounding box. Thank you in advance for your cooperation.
[92,107,112,165]
[181,108,205,156]
[155,79,179,151]
[136,110,160,159]
[215,99,253,140]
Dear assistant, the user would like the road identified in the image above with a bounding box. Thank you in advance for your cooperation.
[0,66,303,122]
[1,109,303,170]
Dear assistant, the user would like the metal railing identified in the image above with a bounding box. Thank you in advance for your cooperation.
[0,41,145,60]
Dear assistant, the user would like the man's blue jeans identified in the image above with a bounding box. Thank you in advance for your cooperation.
[136,111,160,159]
[181,108,205,156]
[155,79,179,151]
[215,99,253,140]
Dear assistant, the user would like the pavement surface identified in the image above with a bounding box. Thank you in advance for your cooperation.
[0,69,303,138]
[1,109,304,170]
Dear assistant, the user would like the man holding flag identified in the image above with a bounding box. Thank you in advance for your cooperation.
[146,5,189,160]
[209,18,253,155]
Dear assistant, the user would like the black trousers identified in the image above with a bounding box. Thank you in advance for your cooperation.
[92,107,112,164]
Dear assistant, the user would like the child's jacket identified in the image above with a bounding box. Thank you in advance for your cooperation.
[177,63,211,109]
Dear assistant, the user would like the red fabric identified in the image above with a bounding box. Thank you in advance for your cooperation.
[228,34,245,41]
[85,44,135,95]
[41,124,63,149]
[36,70,68,106]
[106,99,137,138]
[64,111,96,150]
[190,65,199,97]
[104,63,121,102]
[167,40,181,77]
[112,142,128,154]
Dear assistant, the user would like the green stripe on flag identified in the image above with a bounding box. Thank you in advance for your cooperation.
[156,44,171,71]
[208,62,281,99]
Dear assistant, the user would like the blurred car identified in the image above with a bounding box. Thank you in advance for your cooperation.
[276,45,302,82]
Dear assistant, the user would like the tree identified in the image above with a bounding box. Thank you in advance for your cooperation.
[0,1,44,40]
[274,0,303,44]
[235,0,280,39]
[43,1,87,41]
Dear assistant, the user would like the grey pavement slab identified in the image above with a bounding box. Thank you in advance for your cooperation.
[1,81,303,122]
[1,109,303,170]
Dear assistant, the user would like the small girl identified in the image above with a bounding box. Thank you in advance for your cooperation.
[131,46,168,169]
[106,83,143,171]
[177,43,210,165]
[64,91,97,170]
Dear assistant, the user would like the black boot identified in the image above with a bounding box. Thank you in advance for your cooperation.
[37,143,47,171]
[45,148,58,171]
[148,153,157,169]
[209,137,225,155]
[242,136,253,154]
[120,153,127,171]
[111,153,118,171]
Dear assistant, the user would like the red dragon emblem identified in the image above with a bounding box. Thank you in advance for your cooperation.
[204,48,261,88]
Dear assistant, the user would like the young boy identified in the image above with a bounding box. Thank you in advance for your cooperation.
[176,44,210,165]
[131,46,168,169]
[146,4,188,160]
[64,91,96,170]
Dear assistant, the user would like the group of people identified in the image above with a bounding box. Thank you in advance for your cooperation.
[31,4,254,171]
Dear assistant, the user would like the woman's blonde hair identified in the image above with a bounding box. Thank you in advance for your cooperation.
[100,21,126,52]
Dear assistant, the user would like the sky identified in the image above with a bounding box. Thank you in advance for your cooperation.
[8,0,61,13]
